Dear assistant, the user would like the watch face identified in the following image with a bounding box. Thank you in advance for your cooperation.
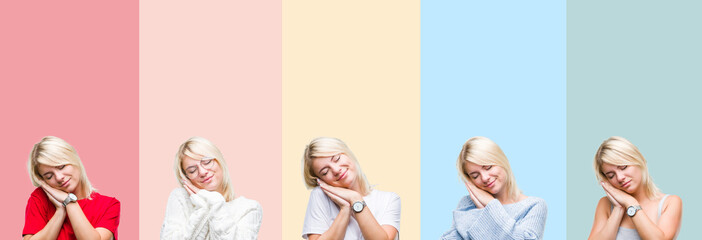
[627,206,635,216]
[353,202,363,212]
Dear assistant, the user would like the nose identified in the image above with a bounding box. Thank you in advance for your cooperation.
[331,164,342,176]
[616,172,626,183]
[197,165,208,178]
[55,172,65,182]
[480,172,490,184]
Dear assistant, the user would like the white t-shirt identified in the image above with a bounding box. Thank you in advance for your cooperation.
[302,186,401,240]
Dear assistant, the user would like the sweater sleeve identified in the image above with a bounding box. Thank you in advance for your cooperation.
[466,198,547,240]
[160,188,223,240]
[209,197,263,240]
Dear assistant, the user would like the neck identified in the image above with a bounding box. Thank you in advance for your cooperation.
[350,180,365,196]
[631,186,649,203]
[495,191,512,204]
[73,182,87,199]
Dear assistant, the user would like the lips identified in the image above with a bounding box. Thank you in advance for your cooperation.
[486,179,496,188]
[202,175,213,184]
[60,178,70,188]
[622,179,632,188]
[337,169,348,181]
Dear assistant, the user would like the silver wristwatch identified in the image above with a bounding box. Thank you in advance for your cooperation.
[62,193,77,207]
[352,200,366,213]
[626,205,642,217]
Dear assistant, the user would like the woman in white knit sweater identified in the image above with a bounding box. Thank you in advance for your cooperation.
[160,137,262,240]
[442,136,548,240]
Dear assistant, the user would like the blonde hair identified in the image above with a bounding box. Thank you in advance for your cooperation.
[28,136,95,199]
[594,136,661,199]
[174,137,235,201]
[456,136,521,201]
[302,137,371,195]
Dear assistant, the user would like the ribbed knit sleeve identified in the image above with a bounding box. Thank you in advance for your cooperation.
[160,188,263,240]
[442,196,547,240]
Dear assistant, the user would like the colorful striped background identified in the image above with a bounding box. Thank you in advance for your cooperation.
[2,0,700,239]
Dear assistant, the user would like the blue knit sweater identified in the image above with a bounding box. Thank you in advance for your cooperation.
[441,196,547,240]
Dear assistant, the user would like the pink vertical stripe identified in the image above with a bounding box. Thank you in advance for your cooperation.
[0,1,139,239]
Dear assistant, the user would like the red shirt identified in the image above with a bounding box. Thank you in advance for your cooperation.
[23,187,120,240]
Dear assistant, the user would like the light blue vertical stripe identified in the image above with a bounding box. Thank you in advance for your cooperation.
[421,1,566,239]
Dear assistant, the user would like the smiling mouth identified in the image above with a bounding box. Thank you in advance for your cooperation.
[60,179,70,188]
[337,169,348,181]
[486,179,496,188]
[202,175,213,184]
[622,180,631,188]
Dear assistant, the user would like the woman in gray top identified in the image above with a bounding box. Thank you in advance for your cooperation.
[588,136,682,240]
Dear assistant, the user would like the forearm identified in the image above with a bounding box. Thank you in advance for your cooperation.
[588,207,624,240]
[26,208,66,240]
[316,207,351,240]
[66,203,103,240]
[632,213,667,240]
[356,210,393,240]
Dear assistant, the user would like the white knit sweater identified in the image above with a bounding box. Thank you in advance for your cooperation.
[160,188,262,240]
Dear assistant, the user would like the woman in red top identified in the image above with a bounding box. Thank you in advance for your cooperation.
[23,136,120,240]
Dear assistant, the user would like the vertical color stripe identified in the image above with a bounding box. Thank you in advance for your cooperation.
[282,0,420,238]
[421,0,566,238]
[0,1,139,238]
[139,1,282,239]
[566,1,702,238]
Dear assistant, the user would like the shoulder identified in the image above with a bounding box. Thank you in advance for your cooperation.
[309,186,327,199]
[662,194,682,211]
[371,189,400,201]
[29,187,48,199]
[595,196,611,209]
[168,188,189,199]
[231,196,262,212]
[455,195,475,210]
[90,192,120,205]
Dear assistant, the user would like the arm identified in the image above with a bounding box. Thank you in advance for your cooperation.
[317,181,395,240]
[600,182,683,240]
[588,197,624,240]
[633,195,682,240]
[207,196,263,240]
[65,202,114,240]
[39,182,113,240]
[23,198,66,240]
[307,184,352,240]
[466,198,547,240]
[160,188,223,240]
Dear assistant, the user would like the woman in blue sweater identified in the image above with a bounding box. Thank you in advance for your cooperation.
[441,136,547,240]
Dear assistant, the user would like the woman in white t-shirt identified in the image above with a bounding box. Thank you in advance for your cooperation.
[301,137,401,240]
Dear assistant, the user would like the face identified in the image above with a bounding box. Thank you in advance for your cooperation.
[600,162,642,194]
[464,161,507,196]
[181,156,223,192]
[37,163,81,193]
[312,153,357,189]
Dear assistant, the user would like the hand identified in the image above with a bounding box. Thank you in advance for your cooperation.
[181,179,202,196]
[40,181,68,208]
[464,180,494,208]
[601,181,638,208]
[317,179,360,209]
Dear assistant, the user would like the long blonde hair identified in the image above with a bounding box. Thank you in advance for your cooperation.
[174,137,235,201]
[594,136,661,199]
[302,137,371,195]
[457,136,521,201]
[28,136,95,199]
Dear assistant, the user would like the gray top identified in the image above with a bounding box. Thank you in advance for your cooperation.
[613,194,669,240]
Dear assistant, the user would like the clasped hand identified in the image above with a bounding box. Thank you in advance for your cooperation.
[463,180,495,209]
[317,179,362,210]
[40,181,70,209]
[600,181,638,209]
